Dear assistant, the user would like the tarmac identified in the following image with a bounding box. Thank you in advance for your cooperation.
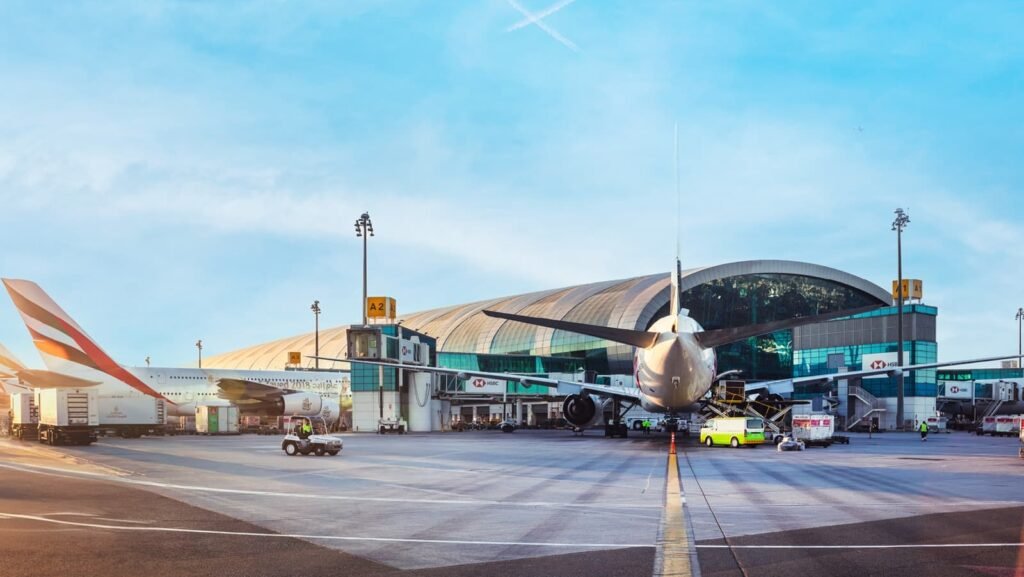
[1,429,1022,577]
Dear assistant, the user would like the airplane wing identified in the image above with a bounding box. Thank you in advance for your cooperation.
[314,356,565,388]
[753,353,1023,390]
[313,356,645,401]
[215,378,298,403]
[11,369,101,389]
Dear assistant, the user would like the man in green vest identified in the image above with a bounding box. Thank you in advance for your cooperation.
[919,420,928,441]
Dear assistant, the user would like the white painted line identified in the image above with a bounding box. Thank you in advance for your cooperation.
[0,461,661,511]
[696,543,1024,550]
[0,513,650,549]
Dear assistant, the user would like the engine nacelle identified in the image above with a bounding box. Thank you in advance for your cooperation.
[562,394,606,428]
[276,393,323,416]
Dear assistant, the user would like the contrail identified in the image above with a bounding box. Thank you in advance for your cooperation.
[506,0,578,32]
[506,0,580,52]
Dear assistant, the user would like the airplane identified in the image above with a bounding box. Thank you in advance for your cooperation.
[321,260,1022,436]
[2,279,348,425]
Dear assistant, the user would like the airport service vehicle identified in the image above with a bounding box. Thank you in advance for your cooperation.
[978,416,998,436]
[499,419,518,433]
[776,435,805,452]
[377,416,407,434]
[994,415,1021,437]
[700,417,767,448]
[10,392,39,441]
[281,417,342,456]
[96,395,168,438]
[36,388,99,446]
[196,405,240,435]
[791,414,835,448]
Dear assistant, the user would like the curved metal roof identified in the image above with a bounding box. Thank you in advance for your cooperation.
[204,260,891,371]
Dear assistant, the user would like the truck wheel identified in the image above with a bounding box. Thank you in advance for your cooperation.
[730,437,740,448]
[379,426,386,434]
[704,436,713,447]
[327,450,340,456]
[284,443,298,456]
[315,446,325,456]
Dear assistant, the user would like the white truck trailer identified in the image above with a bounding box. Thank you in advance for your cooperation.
[96,395,168,438]
[11,392,39,441]
[196,405,240,435]
[36,388,99,446]
[790,413,835,448]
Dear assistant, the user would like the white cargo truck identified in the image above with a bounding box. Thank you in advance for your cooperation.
[790,414,835,448]
[11,392,39,441]
[196,405,240,435]
[36,388,99,446]
[96,395,168,438]
[994,415,1021,437]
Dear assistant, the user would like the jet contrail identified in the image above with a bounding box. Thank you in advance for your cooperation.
[506,0,580,52]
[506,0,578,32]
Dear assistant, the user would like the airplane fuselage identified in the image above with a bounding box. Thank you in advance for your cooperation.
[634,314,716,413]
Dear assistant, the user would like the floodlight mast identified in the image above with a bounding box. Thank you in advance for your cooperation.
[892,208,910,430]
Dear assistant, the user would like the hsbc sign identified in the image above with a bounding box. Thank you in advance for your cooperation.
[466,377,504,394]
[940,381,973,399]
[861,352,908,379]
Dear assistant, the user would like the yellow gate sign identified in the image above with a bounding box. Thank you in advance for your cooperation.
[367,296,397,319]
[891,279,923,302]
[287,351,302,365]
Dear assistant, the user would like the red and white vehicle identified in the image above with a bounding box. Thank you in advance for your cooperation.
[790,414,835,448]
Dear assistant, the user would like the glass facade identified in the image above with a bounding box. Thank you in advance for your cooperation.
[678,273,885,381]
[792,305,939,399]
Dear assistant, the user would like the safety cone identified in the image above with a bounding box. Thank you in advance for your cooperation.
[670,431,676,454]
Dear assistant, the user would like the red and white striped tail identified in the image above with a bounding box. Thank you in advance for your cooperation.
[2,279,168,401]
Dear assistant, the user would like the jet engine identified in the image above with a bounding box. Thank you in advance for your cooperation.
[562,394,609,429]
[276,392,323,416]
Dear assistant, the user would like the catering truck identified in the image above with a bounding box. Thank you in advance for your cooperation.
[10,392,39,441]
[96,395,168,438]
[36,388,99,446]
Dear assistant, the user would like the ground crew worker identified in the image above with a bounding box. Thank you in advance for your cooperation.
[643,419,651,435]
[298,419,312,440]
[919,420,928,441]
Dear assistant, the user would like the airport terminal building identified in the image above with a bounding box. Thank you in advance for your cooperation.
[206,260,938,430]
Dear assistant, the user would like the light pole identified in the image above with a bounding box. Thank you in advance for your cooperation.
[1016,308,1023,369]
[311,300,321,369]
[354,212,374,326]
[195,339,203,369]
[892,208,910,430]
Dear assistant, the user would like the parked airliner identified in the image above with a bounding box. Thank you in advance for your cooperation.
[3,279,347,424]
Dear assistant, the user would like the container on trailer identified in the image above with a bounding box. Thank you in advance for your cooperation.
[36,388,99,446]
[10,392,39,441]
[791,414,835,447]
[97,395,168,438]
[196,405,239,435]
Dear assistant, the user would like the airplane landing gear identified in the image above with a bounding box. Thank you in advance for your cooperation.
[604,399,630,438]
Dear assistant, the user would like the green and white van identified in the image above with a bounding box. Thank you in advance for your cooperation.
[700,417,766,448]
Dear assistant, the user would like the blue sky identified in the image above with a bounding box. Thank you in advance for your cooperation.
[1,1,1022,368]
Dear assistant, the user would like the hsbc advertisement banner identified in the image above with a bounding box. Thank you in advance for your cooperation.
[861,352,908,379]
[940,381,973,399]
[465,377,505,394]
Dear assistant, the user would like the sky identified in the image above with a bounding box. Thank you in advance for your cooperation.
[1,1,1022,369]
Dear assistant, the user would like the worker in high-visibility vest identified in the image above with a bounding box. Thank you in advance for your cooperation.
[919,420,928,442]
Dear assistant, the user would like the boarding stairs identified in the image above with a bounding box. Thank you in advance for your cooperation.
[846,385,887,431]
[981,399,1004,420]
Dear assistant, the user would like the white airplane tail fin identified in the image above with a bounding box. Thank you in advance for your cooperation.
[2,279,168,401]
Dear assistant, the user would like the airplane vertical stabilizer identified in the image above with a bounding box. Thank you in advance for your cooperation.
[2,279,169,401]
